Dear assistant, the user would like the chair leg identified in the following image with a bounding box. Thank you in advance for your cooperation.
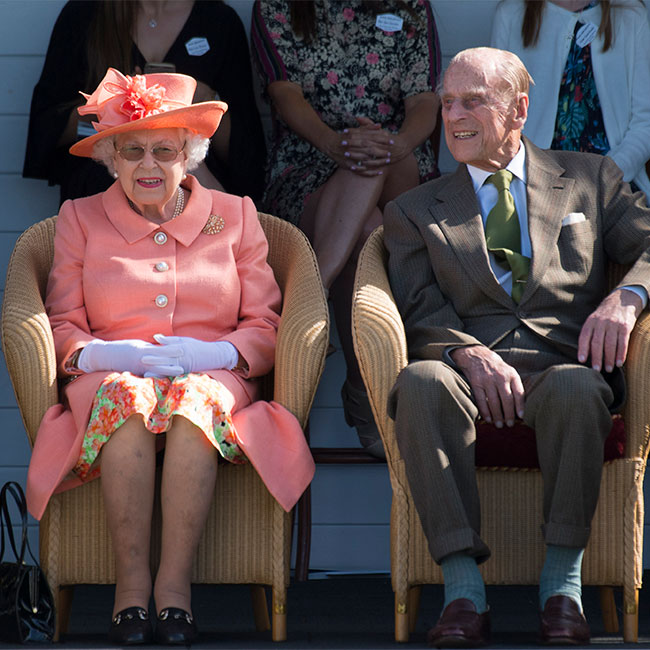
[598,586,619,634]
[395,592,410,642]
[408,585,422,633]
[272,588,287,641]
[250,585,271,632]
[623,589,639,643]
[294,484,312,581]
[55,585,74,641]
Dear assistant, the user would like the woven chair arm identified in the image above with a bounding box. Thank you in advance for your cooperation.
[258,213,329,429]
[622,307,650,462]
[1,218,58,445]
[353,227,408,466]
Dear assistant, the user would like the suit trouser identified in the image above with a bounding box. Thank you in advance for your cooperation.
[387,328,615,564]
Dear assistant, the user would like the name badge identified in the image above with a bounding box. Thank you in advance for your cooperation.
[576,22,597,48]
[185,37,210,57]
[375,13,403,32]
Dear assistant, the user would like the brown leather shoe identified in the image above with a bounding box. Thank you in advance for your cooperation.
[539,595,590,645]
[427,598,490,648]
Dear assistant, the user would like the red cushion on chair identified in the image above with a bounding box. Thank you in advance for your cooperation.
[475,415,626,468]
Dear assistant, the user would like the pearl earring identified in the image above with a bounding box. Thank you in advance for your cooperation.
[113,172,118,179]
[182,174,187,180]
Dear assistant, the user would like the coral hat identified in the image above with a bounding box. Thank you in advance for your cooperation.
[70,68,228,158]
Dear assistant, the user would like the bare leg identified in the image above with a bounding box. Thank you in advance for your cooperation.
[304,154,420,385]
[300,169,383,290]
[330,216,380,388]
[100,415,157,616]
[153,415,219,615]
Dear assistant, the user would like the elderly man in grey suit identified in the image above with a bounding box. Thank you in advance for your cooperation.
[384,47,650,647]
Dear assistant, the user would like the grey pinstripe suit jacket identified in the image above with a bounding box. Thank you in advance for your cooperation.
[384,138,650,373]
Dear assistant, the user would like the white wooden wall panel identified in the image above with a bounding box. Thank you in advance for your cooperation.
[0,0,649,574]
[0,0,63,55]
[2,176,59,225]
[0,116,29,172]
[0,58,46,114]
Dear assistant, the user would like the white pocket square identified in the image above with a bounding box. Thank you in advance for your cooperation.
[561,212,586,226]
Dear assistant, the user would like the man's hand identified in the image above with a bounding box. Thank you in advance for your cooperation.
[450,345,525,428]
[578,288,643,372]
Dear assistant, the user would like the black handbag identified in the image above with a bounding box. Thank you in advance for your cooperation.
[0,481,55,643]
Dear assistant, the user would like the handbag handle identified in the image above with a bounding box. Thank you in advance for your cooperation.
[0,481,37,567]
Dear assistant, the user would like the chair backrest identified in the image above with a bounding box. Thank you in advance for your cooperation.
[2,212,328,442]
[257,212,329,426]
[352,226,407,466]
[2,217,58,444]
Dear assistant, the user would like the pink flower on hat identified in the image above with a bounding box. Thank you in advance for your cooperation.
[78,68,188,132]
[118,75,167,121]
[120,75,165,121]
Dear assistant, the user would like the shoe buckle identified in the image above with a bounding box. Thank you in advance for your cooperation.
[171,611,193,624]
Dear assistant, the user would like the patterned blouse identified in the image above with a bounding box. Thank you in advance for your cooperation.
[551,15,610,155]
[252,0,441,224]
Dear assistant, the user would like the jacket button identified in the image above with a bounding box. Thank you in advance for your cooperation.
[155,294,168,308]
[154,232,168,245]
[155,261,169,272]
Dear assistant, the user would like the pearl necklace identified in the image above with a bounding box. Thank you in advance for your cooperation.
[172,187,185,218]
[128,187,185,221]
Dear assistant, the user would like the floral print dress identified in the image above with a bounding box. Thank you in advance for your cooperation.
[74,373,246,481]
[551,18,610,155]
[251,0,440,224]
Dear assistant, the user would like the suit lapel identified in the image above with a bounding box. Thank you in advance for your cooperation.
[430,165,514,309]
[521,140,574,303]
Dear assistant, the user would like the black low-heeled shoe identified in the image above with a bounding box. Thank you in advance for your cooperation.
[155,607,198,646]
[108,607,153,645]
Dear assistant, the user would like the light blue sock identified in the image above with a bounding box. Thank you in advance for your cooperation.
[441,552,487,614]
[539,545,585,612]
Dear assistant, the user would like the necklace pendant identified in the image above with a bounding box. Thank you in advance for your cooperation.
[149,18,157,28]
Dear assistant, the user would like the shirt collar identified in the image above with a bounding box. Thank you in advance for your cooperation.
[467,141,527,193]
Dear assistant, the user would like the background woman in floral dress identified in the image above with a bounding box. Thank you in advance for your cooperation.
[252,0,441,456]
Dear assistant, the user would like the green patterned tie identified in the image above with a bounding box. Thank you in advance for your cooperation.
[485,170,530,303]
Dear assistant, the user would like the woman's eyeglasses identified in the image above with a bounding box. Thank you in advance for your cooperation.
[115,143,184,162]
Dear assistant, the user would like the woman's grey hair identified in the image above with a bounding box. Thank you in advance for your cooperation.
[92,129,210,176]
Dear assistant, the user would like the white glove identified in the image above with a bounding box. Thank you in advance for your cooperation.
[78,339,183,377]
[149,334,239,375]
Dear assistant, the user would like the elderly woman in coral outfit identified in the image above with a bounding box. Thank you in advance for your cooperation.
[25,68,314,646]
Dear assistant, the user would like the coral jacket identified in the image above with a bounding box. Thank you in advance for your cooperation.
[26,176,314,519]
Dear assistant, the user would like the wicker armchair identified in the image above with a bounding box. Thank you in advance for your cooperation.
[351,226,650,643]
[1,213,329,642]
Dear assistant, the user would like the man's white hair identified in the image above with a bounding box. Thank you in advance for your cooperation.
[442,47,534,105]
